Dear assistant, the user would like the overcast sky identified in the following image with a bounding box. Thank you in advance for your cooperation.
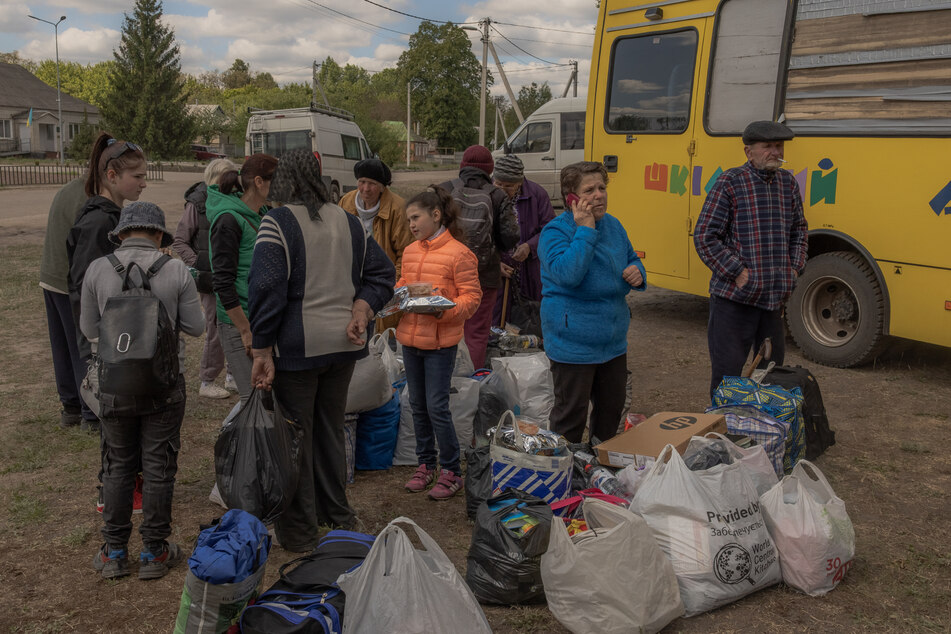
[2,1,597,98]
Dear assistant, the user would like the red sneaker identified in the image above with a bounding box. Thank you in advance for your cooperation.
[133,474,143,514]
[405,464,436,493]
[428,469,463,501]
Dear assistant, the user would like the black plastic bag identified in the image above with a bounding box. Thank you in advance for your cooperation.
[472,372,517,446]
[465,446,492,521]
[465,488,552,605]
[214,389,303,524]
[508,291,542,338]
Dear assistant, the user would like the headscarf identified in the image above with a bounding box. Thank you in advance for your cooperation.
[268,149,329,220]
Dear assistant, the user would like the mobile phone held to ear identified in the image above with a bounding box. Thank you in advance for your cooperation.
[565,193,579,208]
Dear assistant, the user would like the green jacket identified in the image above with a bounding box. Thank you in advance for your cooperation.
[40,177,88,293]
[206,185,263,325]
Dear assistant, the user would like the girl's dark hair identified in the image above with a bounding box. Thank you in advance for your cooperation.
[219,153,279,195]
[406,184,464,242]
[560,160,609,202]
[85,131,146,197]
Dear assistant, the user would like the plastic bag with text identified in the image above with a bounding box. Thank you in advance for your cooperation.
[337,517,491,634]
[542,499,684,634]
[631,444,781,616]
[760,460,856,596]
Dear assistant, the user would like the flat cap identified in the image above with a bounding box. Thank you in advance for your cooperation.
[742,120,794,145]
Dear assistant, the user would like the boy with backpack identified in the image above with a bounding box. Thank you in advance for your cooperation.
[80,201,204,580]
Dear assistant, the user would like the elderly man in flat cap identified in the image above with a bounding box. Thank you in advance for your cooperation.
[694,120,808,395]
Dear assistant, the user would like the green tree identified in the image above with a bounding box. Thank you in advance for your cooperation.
[100,0,192,159]
[503,81,553,133]
[222,59,252,90]
[0,51,37,72]
[190,106,228,145]
[35,60,114,108]
[66,110,99,160]
[397,21,486,150]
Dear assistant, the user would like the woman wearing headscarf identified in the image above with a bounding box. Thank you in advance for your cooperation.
[247,149,395,551]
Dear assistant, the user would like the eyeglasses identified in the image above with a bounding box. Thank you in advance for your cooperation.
[102,139,143,171]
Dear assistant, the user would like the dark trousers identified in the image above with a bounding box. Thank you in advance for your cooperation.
[99,375,186,550]
[707,294,785,396]
[549,353,628,444]
[464,286,499,370]
[44,289,86,414]
[403,345,460,475]
[272,362,356,552]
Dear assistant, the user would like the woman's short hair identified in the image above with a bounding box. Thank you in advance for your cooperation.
[560,161,609,201]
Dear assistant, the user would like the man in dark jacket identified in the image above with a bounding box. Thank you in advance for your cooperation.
[694,120,809,395]
[440,145,519,368]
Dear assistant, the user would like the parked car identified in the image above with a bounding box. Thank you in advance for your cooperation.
[191,144,226,160]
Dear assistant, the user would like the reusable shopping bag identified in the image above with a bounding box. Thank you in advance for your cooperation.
[490,411,572,505]
[214,389,303,523]
[681,432,778,496]
[631,445,782,616]
[337,517,491,634]
[707,404,790,478]
[542,499,684,634]
[391,377,482,466]
[760,460,856,596]
[355,388,399,470]
[345,344,391,413]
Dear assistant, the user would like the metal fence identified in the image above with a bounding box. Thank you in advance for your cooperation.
[0,163,164,187]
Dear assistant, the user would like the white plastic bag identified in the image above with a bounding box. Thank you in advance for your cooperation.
[542,499,684,634]
[616,456,655,498]
[682,432,778,496]
[391,378,482,466]
[631,445,782,617]
[760,460,855,596]
[454,338,475,376]
[491,352,554,423]
[346,347,391,413]
[369,328,403,385]
[337,517,491,634]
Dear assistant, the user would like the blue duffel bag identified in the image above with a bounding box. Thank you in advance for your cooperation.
[355,386,400,470]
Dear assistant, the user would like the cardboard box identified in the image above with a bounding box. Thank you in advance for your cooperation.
[593,412,727,467]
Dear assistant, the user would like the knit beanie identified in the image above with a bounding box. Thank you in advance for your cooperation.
[460,145,494,176]
[493,154,524,183]
[353,158,392,187]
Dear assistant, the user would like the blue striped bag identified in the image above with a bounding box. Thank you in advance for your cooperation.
[490,411,571,504]
[712,377,806,474]
[706,405,789,478]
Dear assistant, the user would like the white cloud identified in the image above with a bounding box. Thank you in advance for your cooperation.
[21,26,120,64]
[0,5,33,34]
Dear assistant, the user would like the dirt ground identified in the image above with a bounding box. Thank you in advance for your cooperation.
[0,174,949,633]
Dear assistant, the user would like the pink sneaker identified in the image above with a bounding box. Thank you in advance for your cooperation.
[405,464,436,492]
[428,469,463,501]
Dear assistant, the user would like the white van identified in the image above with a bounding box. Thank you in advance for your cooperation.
[245,105,372,203]
[493,96,586,206]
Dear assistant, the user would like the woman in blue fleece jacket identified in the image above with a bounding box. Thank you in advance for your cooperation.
[538,161,646,444]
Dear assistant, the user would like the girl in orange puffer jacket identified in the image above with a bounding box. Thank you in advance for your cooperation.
[396,185,482,500]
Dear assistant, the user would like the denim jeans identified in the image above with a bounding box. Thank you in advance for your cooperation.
[707,294,785,396]
[272,362,356,552]
[99,375,186,550]
[218,321,253,401]
[403,345,460,475]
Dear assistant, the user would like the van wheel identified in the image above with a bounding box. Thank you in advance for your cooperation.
[785,251,885,367]
[331,182,341,204]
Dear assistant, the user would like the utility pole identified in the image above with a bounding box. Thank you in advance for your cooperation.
[478,18,489,147]
[488,40,523,125]
[561,60,579,99]
[406,82,411,165]
[312,60,330,108]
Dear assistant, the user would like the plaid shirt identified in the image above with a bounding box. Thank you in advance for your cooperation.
[694,162,808,310]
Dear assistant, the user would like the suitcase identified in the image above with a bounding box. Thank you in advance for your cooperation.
[764,365,835,460]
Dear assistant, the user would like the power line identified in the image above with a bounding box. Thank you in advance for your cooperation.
[297,0,411,36]
[491,24,561,65]
[493,20,594,35]
[361,0,477,25]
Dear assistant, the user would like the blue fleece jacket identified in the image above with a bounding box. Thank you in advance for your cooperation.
[538,211,646,364]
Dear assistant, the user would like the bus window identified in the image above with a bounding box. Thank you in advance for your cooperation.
[561,112,585,150]
[605,30,697,133]
[509,121,553,154]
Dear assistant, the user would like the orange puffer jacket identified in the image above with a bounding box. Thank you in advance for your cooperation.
[395,229,482,350]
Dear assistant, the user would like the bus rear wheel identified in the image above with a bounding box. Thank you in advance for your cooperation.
[785,251,885,368]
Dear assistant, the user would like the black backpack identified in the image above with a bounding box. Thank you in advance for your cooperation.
[450,177,495,270]
[240,529,375,634]
[97,254,179,398]
[763,365,835,460]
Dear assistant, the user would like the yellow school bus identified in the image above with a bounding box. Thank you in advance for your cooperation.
[589,0,951,366]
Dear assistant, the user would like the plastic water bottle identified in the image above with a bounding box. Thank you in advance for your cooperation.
[498,332,540,351]
[584,465,628,499]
